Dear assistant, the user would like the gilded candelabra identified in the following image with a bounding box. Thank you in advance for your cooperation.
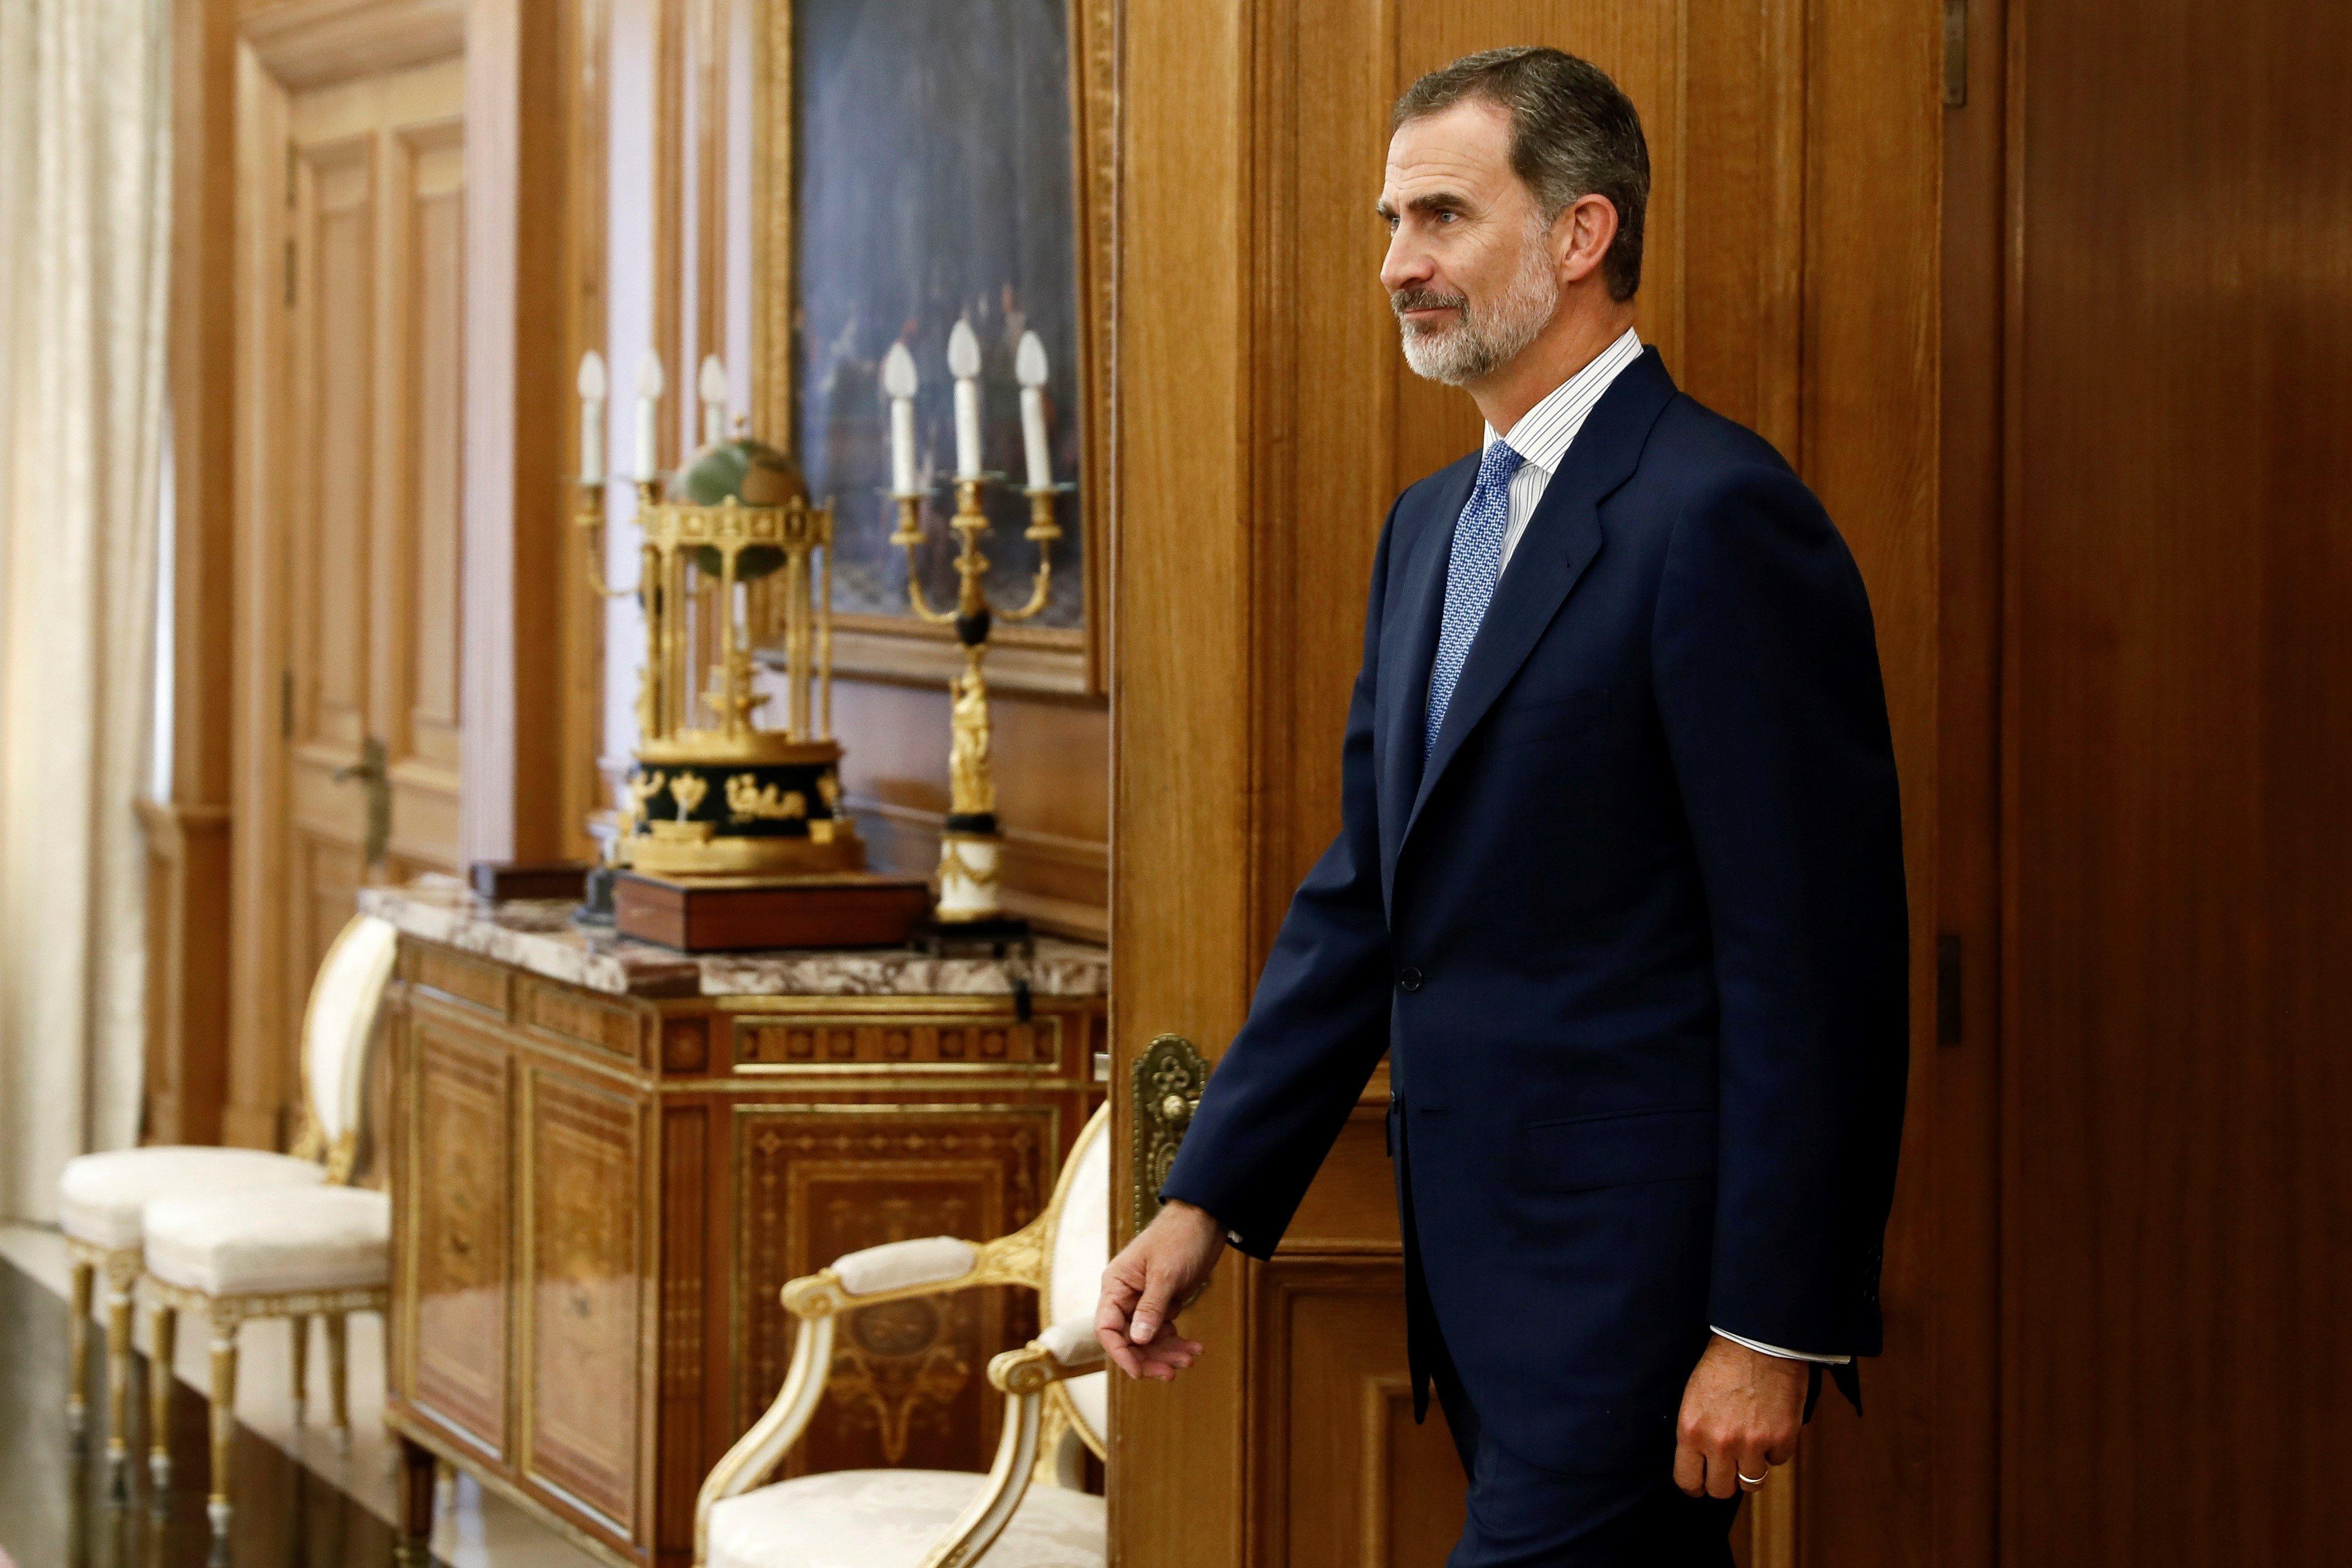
[890,476,1065,924]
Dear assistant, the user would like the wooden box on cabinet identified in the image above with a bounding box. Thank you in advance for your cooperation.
[376,896,1107,1568]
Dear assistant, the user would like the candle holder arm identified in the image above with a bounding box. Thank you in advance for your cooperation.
[993,488,1067,624]
[891,494,962,625]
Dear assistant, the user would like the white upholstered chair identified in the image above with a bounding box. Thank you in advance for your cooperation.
[134,912,400,1533]
[57,911,398,1479]
[696,1101,1113,1568]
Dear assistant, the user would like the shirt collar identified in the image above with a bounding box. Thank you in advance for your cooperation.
[1480,326,1645,476]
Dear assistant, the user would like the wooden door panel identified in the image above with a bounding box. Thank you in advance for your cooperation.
[403,1011,513,1458]
[296,138,377,758]
[1255,1260,1469,1568]
[520,1065,645,1535]
[386,119,465,816]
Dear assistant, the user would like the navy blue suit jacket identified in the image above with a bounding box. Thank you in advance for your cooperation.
[1155,346,1909,1474]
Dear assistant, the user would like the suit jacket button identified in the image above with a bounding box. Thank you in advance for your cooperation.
[1398,966,1423,992]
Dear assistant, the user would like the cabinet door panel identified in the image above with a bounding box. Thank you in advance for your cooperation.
[521,1065,646,1536]
[402,1012,512,1457]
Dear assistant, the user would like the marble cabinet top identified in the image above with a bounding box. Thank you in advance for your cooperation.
[359,874,1109,999]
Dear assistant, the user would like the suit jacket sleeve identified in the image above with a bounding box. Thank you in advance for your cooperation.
[1650,461,1910,1357]
[1152,496,1403,1260]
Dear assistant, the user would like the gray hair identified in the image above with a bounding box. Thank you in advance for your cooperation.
[1391,47,1650,301]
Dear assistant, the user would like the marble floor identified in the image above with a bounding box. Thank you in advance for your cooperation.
[0,1225,602,1568]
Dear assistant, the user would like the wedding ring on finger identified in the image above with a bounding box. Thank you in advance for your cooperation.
[1736,1467,1769,1489]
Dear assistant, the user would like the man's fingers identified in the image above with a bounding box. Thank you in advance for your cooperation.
[1733,1443,1773,1493]
[1671,1440,1706,1497]
[1129,1265,1180,1344]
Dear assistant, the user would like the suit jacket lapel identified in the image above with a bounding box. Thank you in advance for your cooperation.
[1394,347,1679,866]
[1375,456,1476,906]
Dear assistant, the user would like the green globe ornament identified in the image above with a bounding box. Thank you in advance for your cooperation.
[668,437,807,582]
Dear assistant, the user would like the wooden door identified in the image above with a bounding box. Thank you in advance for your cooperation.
[280,53,468,1006]
[231,32,467,1151]
[1110,2,1947,1566]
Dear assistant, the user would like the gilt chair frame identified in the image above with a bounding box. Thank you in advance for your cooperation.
[63,910,394,1480]
[695,1102,1112,1568]
[128,912,399,1529]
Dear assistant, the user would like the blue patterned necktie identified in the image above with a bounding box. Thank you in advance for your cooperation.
[1425,439,1526,754]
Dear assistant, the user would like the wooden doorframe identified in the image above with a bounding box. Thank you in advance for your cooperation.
[223,0,467,1149]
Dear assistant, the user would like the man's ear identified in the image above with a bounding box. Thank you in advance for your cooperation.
[1557,193,1620,286]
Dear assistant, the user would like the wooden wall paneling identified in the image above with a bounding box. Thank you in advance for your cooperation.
[832,679,1109,942]
[227,33,298,1149]
[1254,1257,1468,1568]
[1782,0,1947,1561]
[1921,0,2007,1560]
[2001,0,2352,1561]
[146,0,242,1148]
[564,0,612,852]
[458,0,580,863]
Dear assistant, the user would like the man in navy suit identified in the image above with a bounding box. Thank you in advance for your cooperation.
[1093,46,1908,1565]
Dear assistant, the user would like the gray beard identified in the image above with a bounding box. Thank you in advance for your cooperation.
[1396,235,1561,386]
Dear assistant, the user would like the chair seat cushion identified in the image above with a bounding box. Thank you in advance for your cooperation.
[708,1468,1105,1568]
[143,1185,390,1296]
[58,1147,326,1250]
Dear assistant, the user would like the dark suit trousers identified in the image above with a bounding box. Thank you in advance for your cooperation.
[1402,1110,1743,1566]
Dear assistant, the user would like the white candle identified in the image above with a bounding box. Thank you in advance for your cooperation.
[698,354,729,448]
[634,351,665,476]
[1015,331,1052,492]
[948,317,983,480]
[577,350,607,480]
[882,342,919,495]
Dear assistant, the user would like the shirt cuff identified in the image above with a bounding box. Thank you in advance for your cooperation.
[1711,1326,1852,1365]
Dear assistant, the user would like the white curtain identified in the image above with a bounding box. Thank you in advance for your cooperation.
[0,0,173,1220]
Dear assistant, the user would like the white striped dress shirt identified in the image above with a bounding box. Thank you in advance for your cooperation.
[1483,325,1646,576]
[1477,327,1849,1369]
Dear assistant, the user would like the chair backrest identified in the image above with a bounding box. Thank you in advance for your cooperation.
[1039,1101,1111,1456]
[300,913,401,1178]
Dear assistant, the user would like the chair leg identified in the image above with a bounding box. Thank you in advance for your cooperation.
[147,1301,177,1488]
[208,1326,238,1536]
[104,1283,134,1475]
[324,1313,350,1449]
[66,1258,93,1438]
[289,1313,310,1421]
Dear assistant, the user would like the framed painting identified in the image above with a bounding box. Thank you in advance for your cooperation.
[751,0,1116,695]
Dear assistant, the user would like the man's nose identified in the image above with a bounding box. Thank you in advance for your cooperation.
[1381,232,1434,295]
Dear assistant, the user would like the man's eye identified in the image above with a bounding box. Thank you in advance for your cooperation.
[1435,210,1458,224]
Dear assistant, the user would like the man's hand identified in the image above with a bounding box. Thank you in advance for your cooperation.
[1672,1335,1807,1498]
[1093,1198,1223,1381]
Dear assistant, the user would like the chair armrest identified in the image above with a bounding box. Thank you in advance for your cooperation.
[780,1210,1051,1320]
[988,1317,1108,1393]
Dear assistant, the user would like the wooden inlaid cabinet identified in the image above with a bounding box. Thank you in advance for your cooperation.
[380,929,1106,1567]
